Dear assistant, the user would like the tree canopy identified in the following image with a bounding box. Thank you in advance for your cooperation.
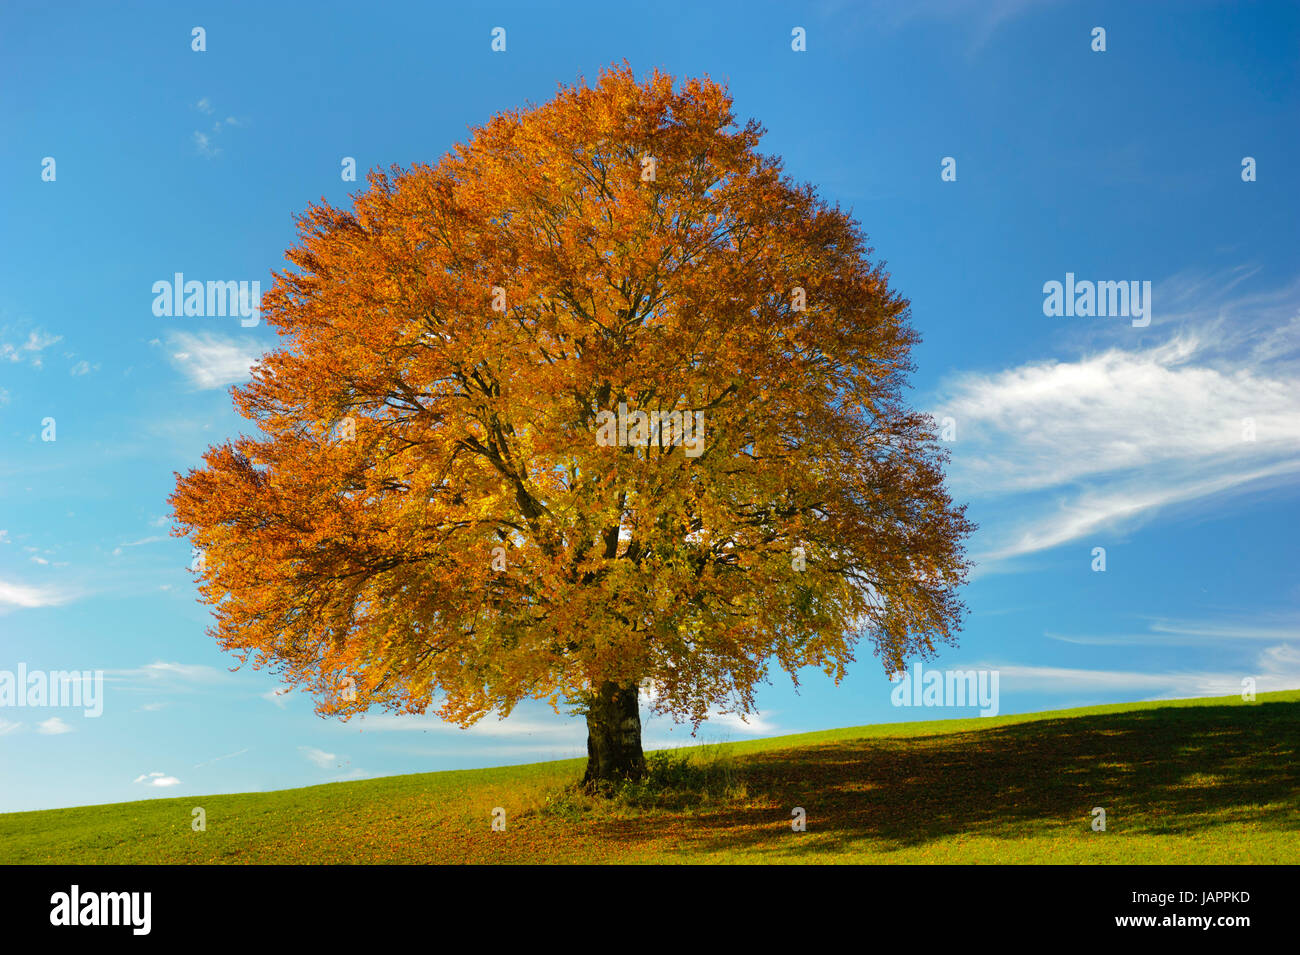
[170,65,973,766]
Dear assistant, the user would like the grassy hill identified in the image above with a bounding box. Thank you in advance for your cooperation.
[3,690,1298,864]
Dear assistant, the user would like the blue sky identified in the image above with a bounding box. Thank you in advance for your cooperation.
[2,0,1298,812]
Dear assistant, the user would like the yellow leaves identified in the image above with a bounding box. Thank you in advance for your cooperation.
[171,64,972,736]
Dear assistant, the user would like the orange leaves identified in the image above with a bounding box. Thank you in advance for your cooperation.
[170,64,972,736]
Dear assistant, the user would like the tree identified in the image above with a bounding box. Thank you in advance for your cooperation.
[169,65,974,786]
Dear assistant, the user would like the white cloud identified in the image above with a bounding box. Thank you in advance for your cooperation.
[0,578,73,610]
[23,329,61,352]
[193,130,220,158]
[299,746,338,768]
[699,710,778,735]
[167,332,262,389]
[984,642,1300,698]
[196,97,213,114]
[939,336,1300,494]
[0,328,62,368]
[983,459,1300,562]
[37,717,73,735]
[0,719,23,735]
[932,273,1300,565]
[133,772,181,787]
[262,688,291,708]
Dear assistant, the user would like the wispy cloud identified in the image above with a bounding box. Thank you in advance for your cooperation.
[984,642,1300,698]
[191,99,247,158]
[192,131,220,158]
[116,535,167,548]
[105,661,227,686]
[691,710,778,735]
[299,746,339,768]
[167,332,262,389]
[932,271,1300,565]
[1048,615,1300,646]
[111,535,169,557]
[837,0,1061,54]
[193,747,251,769]
[138,662,224,681]
[0,578,75,611]
[37,717,73,735]
[983,460,1300,562]
[262,688,291,708]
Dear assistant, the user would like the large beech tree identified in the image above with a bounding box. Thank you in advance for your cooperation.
[170,66,973,785]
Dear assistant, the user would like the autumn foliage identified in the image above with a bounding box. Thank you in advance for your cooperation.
[170,65,974,783]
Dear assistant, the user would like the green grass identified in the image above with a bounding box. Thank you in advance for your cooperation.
[3,690,1297,864]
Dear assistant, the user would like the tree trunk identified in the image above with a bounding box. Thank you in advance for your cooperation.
[582,680,646,786]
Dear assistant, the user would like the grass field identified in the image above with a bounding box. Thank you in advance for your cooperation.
[3,690,1297,864]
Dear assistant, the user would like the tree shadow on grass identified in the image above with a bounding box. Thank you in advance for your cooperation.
[589,700,1300,856]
